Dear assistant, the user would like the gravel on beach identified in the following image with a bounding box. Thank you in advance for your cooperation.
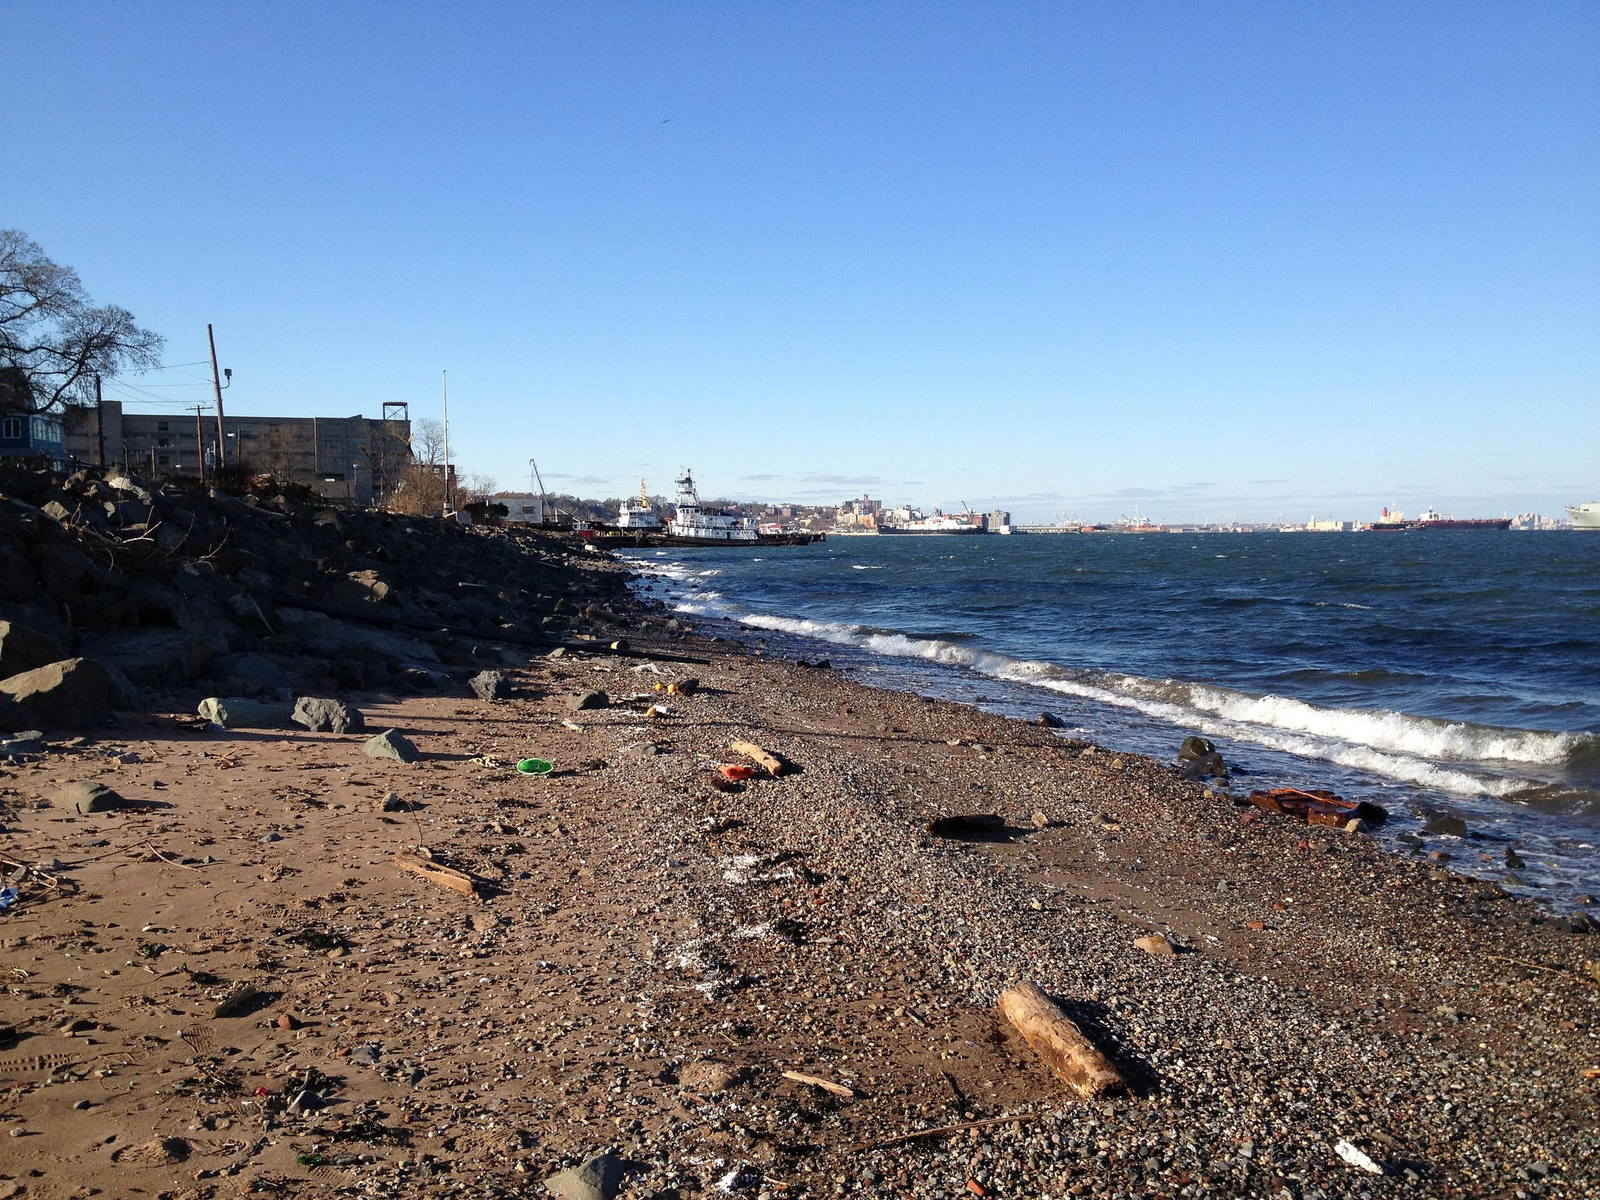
[1,612,1596,1199]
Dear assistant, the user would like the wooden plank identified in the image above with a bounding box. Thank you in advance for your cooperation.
[395,851,479,899]
[997,981,1125,1099]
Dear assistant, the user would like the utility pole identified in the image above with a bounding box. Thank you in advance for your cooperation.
[207,324,227,467]
[440,369,452,516]
[93,373,106,469]
[191,405,208,487]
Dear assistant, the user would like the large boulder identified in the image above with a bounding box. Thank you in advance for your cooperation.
[0,620,68,677]
[0,658,119,730]
[292,696,364,734]
[196,696,293,729]
[469,670,511,702]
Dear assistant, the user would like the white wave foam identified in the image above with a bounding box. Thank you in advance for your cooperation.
[1183,685,1583,766]
[730,611,1581,797]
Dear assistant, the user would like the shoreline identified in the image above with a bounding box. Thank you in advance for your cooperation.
[2,600,1597,1197]
[621,546,1600,912]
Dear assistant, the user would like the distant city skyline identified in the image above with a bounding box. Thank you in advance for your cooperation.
[11,2,1596,523]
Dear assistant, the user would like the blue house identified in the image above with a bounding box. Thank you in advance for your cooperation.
[0,409,67,465]
[0,367,68,467]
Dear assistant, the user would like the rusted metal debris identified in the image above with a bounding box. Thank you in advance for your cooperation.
[1243,787,1387,829]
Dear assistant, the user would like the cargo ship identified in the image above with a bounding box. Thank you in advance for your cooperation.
[1367,506,1511,532]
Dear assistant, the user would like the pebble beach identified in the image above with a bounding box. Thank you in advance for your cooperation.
[3,597,1597,1198]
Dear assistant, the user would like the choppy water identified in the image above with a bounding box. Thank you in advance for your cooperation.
[621,533,1600,906]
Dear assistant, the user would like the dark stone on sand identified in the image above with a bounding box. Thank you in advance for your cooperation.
[197,696,292,729]
[292,696,364,734]
[569,690,609,712]
[364,729,420,762]
[56,781,126,816]
[543,1150,625,1200]
[470,669,511,701]
[1033,712,1067,728]
[1178,735,1216,761]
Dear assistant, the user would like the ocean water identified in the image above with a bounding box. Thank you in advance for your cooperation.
[621,533,1600,907]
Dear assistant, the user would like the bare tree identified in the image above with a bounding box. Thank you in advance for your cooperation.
[411,418,445,467]
[0,229,163,413]
[460,472,498,505]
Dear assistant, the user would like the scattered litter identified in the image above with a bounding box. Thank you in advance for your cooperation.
[517,758,555,775]
[0,886,18,910]
[1334,1139,1385,1175]
[718,763,757,782]
[1243,788,1387,829]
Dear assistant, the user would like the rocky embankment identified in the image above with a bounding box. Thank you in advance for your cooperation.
[0,464,654,731]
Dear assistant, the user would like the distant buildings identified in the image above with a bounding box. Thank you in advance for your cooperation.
[487,492,546,524]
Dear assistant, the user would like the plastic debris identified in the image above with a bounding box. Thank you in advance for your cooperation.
[1334,1139,1384,1175]
[517,758,555,775]
[0,886,18,910]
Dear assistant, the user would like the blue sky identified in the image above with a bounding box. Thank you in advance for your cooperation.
[11,1,1597,521]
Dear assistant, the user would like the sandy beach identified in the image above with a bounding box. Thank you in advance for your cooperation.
[3,600,1597,1198]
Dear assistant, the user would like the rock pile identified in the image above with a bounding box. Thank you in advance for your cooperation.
[0,462,642,730]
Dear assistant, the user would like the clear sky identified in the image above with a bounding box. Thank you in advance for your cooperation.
[11,1,1597,522]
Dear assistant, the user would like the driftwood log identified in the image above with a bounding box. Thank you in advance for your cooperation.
[730,739,788,776]
[997,981,1126,1099]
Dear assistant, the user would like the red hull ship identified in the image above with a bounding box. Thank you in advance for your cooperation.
[1367,506,1510,532]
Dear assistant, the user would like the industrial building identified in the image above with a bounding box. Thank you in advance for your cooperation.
[63,401,413,506]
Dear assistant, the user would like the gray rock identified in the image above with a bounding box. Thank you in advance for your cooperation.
[1033,711,1066,728]
[56,781,126,816]
[196,696,292,729]
[0,621,68,677]
[291,696,364,734]
[1423,812,1469,838]
[569,690,609,712]
[469,669,511,702]
[543,1151,625,1200]
[364,729,420,763]
[0,731,45,757]
[1178,735,1216,761]
[0,658,119,730]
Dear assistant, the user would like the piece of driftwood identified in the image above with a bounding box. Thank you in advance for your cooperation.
[997,981,1125,1099]
[394,851,478,899]
[730,740,788,776]
[781,1070,855,1098]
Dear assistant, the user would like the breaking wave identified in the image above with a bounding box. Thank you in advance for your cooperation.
[733,612,1593,799]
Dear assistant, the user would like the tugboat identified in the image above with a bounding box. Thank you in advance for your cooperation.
[613,480,663,531]
[658,469,762,546]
